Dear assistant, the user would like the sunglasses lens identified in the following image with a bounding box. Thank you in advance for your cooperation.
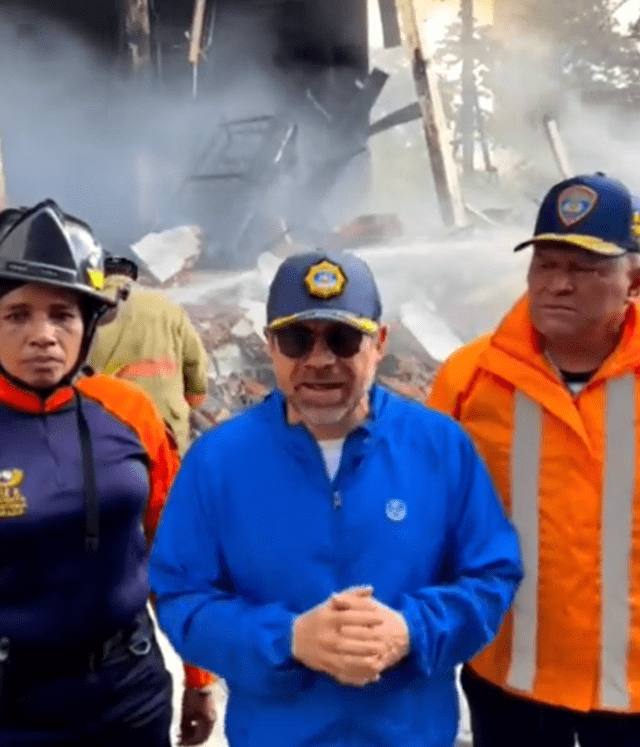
[274,323,366,359]
[326,324,364,357]
[274,325,315,358]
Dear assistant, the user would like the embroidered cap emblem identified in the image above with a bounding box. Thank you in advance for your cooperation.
[557,185,598,227]
[386,499,407,522]
[304,260,347,299]
[0,469,27,518]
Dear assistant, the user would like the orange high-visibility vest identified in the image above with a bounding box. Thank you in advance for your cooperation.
[429,296,640,713]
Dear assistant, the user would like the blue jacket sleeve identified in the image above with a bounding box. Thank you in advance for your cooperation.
[399,424,522,677]
[148,439,314,696]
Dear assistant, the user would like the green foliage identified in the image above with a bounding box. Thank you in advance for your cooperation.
[434,0,640,150]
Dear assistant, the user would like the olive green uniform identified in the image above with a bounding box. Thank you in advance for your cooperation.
[88,275,208,455]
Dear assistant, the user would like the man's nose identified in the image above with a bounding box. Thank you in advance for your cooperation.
[30,316,57,345]
[305,334,336,365]
[547,269,575,293]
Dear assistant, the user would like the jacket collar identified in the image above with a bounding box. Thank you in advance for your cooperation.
[0,372,75,414]
[488,294,640,382]
[478,295,640,448]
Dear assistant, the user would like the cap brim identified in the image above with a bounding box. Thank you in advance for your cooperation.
[268,309,379,335]
[514,233,626,256]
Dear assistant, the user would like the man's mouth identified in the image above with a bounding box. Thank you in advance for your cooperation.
[25,357,62,366]
[299,382,344,391]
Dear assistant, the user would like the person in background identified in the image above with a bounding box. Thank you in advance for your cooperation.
[0,200,214,746]
[87,254,208,456]
[148,249,522,747]
[429,173,640,747]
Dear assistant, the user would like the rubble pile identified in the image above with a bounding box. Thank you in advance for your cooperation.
[183,300,438,433]
[146,226,532,435]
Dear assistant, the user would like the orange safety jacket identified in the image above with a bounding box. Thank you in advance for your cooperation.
[428,295,640,713]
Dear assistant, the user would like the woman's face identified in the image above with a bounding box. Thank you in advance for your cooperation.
[0,282,84,389]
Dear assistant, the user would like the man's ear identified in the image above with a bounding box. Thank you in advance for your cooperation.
[627,255,640,298]
[265,328,278,355]
[375,325,389,356]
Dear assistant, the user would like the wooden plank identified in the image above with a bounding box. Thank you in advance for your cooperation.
[189,0,208,65]
[395,0,467,227]
[124,0,151,70]
[378,0,402,48]
[542,116,572,178]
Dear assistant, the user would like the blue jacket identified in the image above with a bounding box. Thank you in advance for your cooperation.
[150,386,522,747]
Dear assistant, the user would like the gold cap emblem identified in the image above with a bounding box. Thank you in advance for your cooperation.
[304,260,346,299]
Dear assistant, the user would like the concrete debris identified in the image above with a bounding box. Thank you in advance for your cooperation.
[184,297,439,435]
[177,232,532,436]
[131,224,203,283]
[211,343,243,379]
[339,213,404,246]
[400,298,463,363]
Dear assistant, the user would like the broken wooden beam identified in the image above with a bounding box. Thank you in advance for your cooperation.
[542,116,572,179]
[124,0,151,71]
[394,0,467,228]
[189,0,208,97]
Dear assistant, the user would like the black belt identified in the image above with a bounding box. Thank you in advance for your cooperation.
[2,610,154,679]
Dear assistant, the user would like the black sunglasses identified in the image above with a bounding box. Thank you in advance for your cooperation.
[272,322,367,359]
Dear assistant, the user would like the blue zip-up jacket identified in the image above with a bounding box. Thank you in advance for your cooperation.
[150,385,522,747]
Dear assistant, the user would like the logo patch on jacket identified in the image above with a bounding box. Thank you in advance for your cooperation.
[0,469,27,518]
[386,499,407,522]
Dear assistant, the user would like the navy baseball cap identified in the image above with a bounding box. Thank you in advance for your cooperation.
[267,251,382,335]
[514,173,640,256]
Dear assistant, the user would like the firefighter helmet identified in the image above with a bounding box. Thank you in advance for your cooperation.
[0,199,115,310]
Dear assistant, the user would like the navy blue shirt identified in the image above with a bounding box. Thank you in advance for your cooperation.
[0,372,178,647]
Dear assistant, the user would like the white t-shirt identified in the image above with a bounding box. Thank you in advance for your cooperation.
[318,438,345,480]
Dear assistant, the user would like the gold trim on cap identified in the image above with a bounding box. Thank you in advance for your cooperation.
[520,233,626,256]
[268,313,379,335]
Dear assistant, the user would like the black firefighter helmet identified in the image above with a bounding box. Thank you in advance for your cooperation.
[0,199,115,375]
[104,254,139,281]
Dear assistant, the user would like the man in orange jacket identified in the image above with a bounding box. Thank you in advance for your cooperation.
[429,173,640,747]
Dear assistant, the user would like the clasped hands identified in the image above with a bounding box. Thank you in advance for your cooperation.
[292,586,409,687]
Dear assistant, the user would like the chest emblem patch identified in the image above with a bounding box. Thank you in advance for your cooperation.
[0,469,27,518]
[386,499,407,522]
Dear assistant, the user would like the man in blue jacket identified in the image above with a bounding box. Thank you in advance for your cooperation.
[149,250,523,747]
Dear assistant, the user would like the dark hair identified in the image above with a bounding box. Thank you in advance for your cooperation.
[0,278,25,299]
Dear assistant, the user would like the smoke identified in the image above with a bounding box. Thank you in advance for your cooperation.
[0,3,381,269]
